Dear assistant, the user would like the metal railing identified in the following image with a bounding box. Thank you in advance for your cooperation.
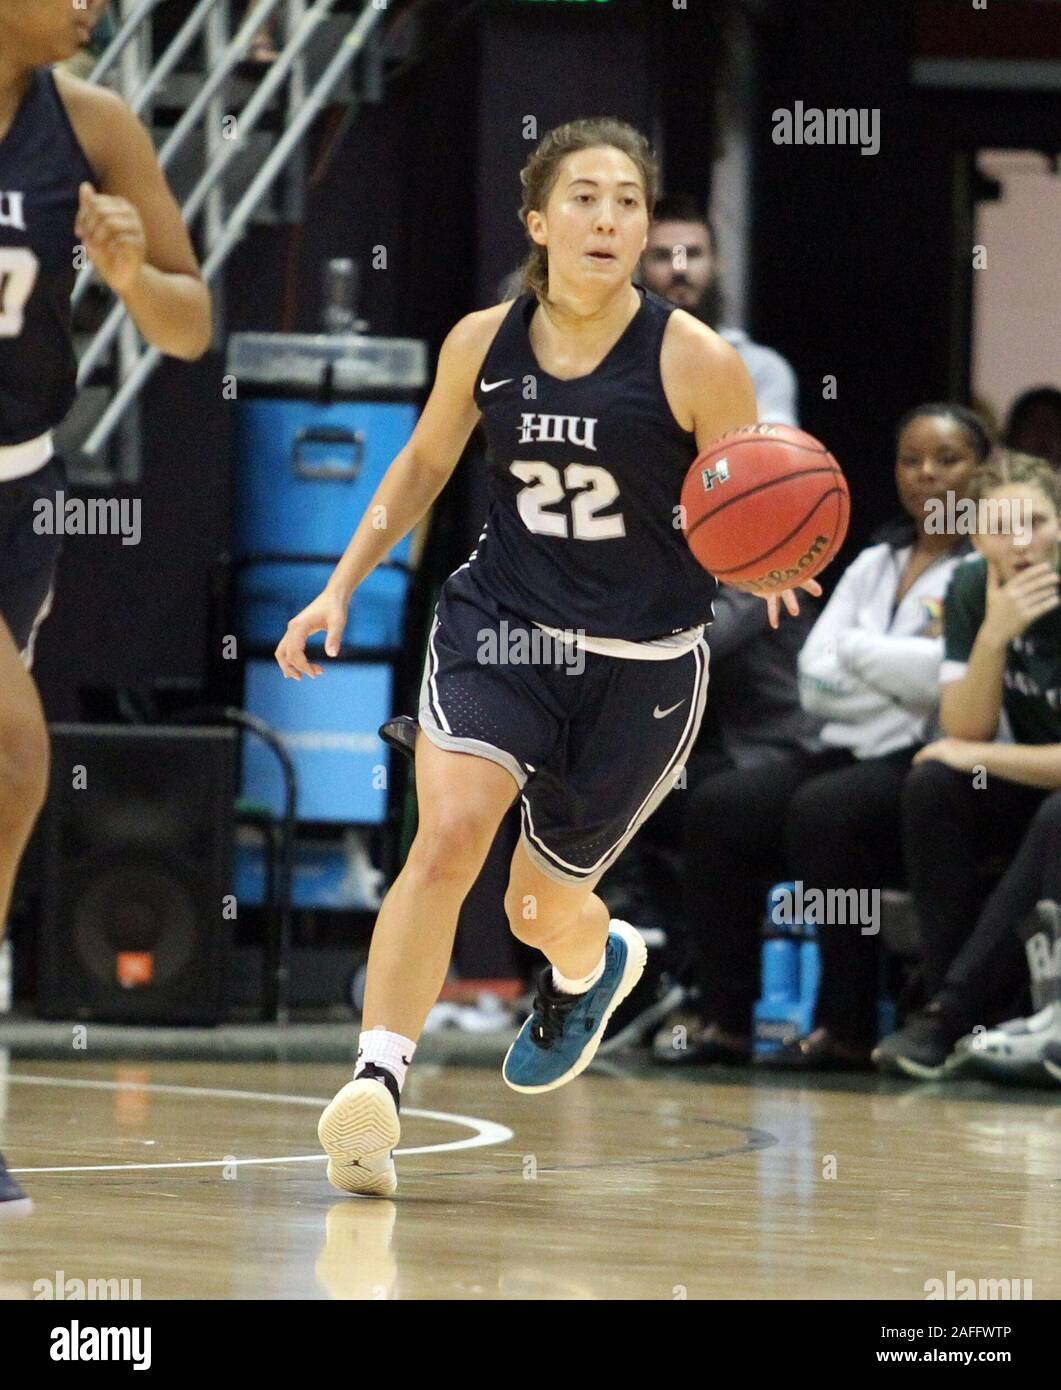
[76,0,385,461]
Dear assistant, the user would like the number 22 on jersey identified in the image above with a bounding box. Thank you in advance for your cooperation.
[0,247,40,338]
[510,460,626,540]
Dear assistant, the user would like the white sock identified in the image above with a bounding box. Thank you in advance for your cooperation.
[552,948,606,996]
[355,1028,417,1092]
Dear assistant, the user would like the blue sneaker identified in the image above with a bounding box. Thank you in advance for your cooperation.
[503,921,647,1093]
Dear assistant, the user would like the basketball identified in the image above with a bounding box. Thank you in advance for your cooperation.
[680,424,850,594]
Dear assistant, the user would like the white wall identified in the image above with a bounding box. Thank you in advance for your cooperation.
[973,150,1061,427]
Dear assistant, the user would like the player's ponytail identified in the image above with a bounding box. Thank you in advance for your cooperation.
[516,117,659,306]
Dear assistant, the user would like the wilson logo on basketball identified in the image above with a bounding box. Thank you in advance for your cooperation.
[743,533,830,593]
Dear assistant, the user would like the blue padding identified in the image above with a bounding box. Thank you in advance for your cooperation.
[238,561,408,649]
[240,658,392,823]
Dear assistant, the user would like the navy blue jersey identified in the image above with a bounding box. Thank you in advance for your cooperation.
[0,69,96,446]
[467,284,717,641]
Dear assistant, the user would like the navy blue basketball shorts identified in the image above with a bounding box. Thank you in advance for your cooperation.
[417,566,710,886]
[0,454,66,670]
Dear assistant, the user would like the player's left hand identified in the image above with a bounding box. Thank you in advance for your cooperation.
[76,182,148,294]
[763,577,822,631]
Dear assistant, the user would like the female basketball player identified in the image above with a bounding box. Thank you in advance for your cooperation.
[0,0,212,1209]
[275,117,818,1197]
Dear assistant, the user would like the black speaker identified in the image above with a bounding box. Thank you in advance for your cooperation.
[38,724,237,1024]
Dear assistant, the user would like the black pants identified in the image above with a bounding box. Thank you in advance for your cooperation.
[683,744,916,1040]
[784,746,917,1047]
[936,790,1061,1029]
[902,761,1052,1015]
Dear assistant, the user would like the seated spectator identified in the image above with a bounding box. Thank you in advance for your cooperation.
[639,194,799,426]
[660,403,991,1068]
[1004,386,1061,472]
[874,451,1061,1077]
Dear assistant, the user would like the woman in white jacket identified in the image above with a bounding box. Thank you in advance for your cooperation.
[773,403,992,1068]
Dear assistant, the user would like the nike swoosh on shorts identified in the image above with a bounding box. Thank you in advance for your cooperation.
[653,700,686,719]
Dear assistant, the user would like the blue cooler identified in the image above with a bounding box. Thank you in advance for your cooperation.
[228,332,428,651]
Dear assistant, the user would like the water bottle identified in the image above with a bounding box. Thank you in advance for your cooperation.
[762,882,800,1003]
[762,936,799,1003]
[322,258,362,334]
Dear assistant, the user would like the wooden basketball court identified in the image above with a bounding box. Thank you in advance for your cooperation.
[1,1055,1057,1300]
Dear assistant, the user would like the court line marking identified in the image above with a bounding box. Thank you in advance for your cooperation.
[6,1073,513,1171]
[421,1117,780,1179]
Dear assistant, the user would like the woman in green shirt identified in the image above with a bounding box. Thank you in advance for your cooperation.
[875,451,1061,1078]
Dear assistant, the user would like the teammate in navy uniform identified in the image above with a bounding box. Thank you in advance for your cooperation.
[276,118,817,1197]
[0,0,211,1210]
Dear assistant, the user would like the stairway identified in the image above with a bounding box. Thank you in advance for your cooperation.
[65,0,394,482]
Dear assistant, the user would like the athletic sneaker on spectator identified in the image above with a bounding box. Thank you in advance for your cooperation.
[953,900,1061,1083]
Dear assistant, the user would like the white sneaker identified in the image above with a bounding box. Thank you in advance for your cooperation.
[954,1001,1061,1083]
[421,1001,463,1032]
[422,994,515,1034]
[318,1076,401,1197]
[456,994,517,1035]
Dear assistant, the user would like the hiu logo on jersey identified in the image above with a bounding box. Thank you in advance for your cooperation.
[517,413,598,451]
[0,191,27,232]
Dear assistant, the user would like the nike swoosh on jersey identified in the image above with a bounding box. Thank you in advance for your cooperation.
[480,378,513,392]
[653,700,686,719]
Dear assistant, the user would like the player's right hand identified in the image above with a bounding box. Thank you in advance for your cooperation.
[274,589,349,680]
[761,577,823,631]
[983,560,1060,645]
